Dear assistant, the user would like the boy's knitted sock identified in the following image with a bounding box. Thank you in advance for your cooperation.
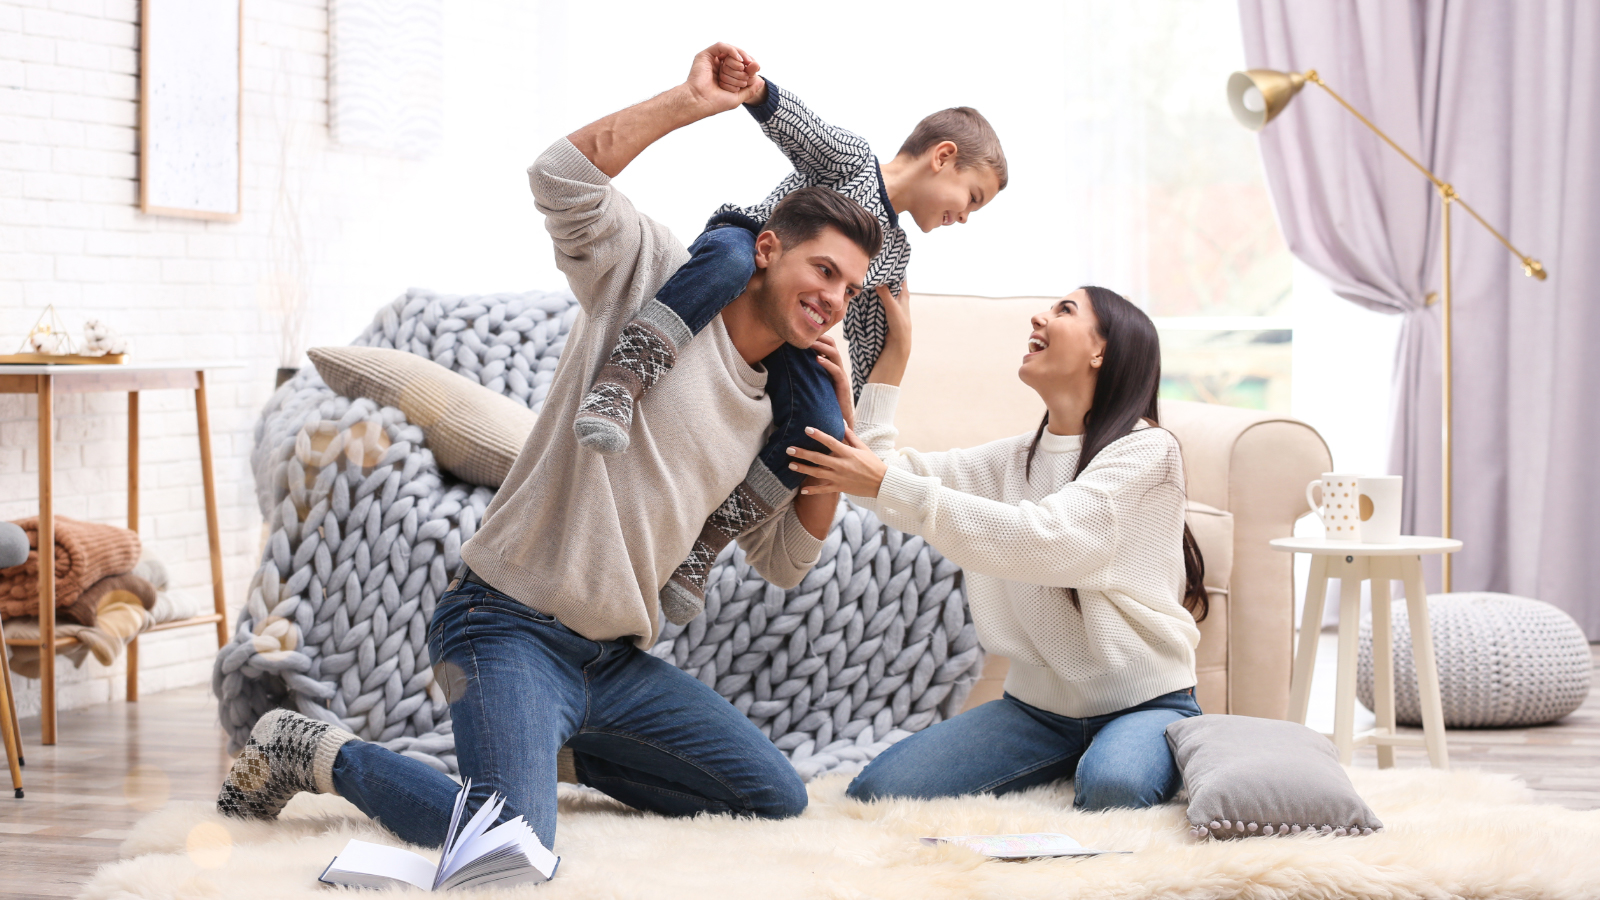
[575,301,691,455]
[217,708,357,821]
[661,463,794,624]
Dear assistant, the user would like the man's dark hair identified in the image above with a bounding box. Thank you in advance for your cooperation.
[765,186,883,260]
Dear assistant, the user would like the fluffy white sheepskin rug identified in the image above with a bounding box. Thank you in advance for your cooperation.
[85,768,1599,900]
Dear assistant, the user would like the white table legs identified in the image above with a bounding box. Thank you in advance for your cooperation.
[1368,561,1397,769]
[1401,558,1450,768]
[1287,554,1329,725]
[1332,558,1365,763]
[1288,552,1448,769]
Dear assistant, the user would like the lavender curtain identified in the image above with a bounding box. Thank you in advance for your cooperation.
[1239,0,1600,637]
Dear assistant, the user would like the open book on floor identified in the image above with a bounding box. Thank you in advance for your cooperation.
[319,779,559,890]
[920,832,1126,860]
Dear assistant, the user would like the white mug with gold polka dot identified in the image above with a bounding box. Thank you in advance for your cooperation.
[1306,472,1362,541]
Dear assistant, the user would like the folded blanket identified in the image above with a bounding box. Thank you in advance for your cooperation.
[59,572,158,627]
[132,551,203,624]
[0,516,141,620]
[3,572,155,677]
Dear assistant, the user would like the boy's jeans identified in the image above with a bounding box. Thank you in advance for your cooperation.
[845,687,1201,810]
[330,580,808,849]
[660,222,846,490]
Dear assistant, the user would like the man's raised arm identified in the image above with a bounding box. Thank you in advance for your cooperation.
[568,42,764,178]
[530,43,764,318]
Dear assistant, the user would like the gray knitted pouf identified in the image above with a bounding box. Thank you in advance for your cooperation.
[1357,592,1592,728]
[215,287,984,780]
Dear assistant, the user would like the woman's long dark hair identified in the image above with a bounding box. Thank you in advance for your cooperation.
[1023,286,1208,622]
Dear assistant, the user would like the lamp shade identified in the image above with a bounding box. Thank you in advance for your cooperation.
[1227,69,1307,130]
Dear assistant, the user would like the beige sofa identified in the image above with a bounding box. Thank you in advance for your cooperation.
[859,293,1331,720]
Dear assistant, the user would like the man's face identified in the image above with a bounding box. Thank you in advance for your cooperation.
[750,227,871,348]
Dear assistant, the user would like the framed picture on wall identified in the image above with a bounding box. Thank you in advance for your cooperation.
[139,0,242,221]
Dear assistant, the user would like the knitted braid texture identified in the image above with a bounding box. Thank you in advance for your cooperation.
[214,287,984,780]
[1356,592,1592,728]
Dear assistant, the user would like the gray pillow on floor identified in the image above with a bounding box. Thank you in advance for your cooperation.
[1165,714,1384,839]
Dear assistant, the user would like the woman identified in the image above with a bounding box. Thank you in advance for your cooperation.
[790,285,1208,810]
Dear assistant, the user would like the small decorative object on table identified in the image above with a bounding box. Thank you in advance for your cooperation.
[1,305,128,364]
[82,319,129,357]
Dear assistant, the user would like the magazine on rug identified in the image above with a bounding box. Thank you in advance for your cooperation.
[920,832,1125,859]
[319,779,559,890]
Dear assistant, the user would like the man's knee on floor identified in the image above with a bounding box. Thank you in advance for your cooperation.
[750,769,809,819]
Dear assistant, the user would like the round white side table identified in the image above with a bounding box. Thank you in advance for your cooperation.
[1271,536,1462,769]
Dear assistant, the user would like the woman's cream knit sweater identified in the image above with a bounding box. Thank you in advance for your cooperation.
[850,384,1200,718]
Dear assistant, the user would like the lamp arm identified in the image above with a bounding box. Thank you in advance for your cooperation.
[1450,194,1547,279]
[1304,70,1548,280]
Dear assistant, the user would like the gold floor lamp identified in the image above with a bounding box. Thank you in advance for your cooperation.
[1226,68,1548,592]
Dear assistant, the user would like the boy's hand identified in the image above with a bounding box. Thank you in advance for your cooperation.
[812,333,856,433]
[867,281,913,386]
[716,49,764,97]
[685,43,764,113]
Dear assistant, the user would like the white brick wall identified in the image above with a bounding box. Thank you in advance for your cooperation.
[0,0,550,718]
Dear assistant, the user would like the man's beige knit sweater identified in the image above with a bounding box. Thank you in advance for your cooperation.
[461,140,823,648]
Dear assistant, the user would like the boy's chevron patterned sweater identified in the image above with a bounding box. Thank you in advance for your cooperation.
[721,79,911,399]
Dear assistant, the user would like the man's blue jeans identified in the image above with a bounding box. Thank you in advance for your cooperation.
[330,582,808,849]
[845,688,1201,810]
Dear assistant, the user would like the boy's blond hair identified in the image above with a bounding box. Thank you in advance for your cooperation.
[896,108,1008,190]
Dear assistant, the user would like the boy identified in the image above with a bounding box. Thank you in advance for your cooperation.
[574,52,1008,621]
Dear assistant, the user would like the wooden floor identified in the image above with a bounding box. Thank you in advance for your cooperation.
[2,646,1597,899]
[1344,644,1600,810]
[0,687,233,900]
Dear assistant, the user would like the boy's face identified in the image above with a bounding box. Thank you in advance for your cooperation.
[751,227,870,348]
[904,152,1002,234]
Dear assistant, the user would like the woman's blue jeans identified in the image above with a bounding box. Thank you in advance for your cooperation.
[329,582,808,849]
[845,688,1201,810]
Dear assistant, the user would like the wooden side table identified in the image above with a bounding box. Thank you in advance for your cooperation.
[0,362,238,745]
[1271,536,1462,770]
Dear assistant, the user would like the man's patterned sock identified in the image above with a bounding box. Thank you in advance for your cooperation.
[575,301,690,455]
[661,463,794,624]
[217,708,356,821]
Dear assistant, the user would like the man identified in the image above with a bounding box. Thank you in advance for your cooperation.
[215,43,881,851]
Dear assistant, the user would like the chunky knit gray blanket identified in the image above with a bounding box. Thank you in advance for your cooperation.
[215,288,984,780]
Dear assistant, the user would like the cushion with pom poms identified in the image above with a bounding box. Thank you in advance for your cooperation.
[1165,714,1383,839]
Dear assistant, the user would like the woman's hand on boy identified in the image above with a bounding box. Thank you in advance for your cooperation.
[812,333,856,433]
[788,428,888,499]
[868,281,912,386]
